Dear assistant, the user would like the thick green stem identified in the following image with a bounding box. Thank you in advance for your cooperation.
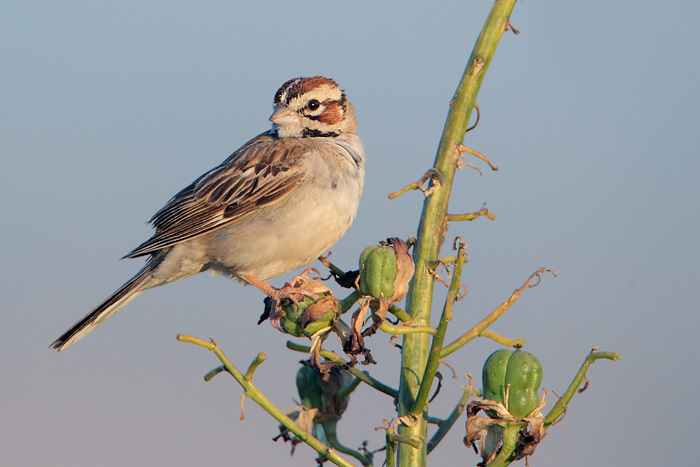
[544,350,620,427]
[397,2,517,466]
[176,335,355,467]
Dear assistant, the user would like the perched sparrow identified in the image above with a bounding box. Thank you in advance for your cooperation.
[50,76,365,351]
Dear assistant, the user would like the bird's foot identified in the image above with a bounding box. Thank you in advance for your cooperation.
[241,269,328,304]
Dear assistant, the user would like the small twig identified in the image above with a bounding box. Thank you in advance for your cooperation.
[440,267,556,358]
[388,168,446,199]
[544,350,620,428]
[339,290,361,315]
[378,320,437,336]
[286,340,398,398]
[317,252,345,277]
[176,335,356,467]
[388,305,412,323]
[204,365,226,382]
[428,372,443,403]
[426,261,451,288]
[440,359,458,379]
[456,143,498,171]
[425,416,443,425]
[244,352,266,380]
[446,204,496,222]
[322,420,373,467]
[387,432,423,450]
[578,376,590,394]
[465,102,480,133]
[478,329,525,348]
[426,380,477,454]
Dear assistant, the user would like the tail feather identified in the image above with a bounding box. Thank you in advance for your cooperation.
[50,264,156,352]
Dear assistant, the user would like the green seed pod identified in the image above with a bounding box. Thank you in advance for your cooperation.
[296,365,353,422]
[296,365,324,411]
[359,245,397,298]
[280,295,337,338]
[279,295,316,337]
[482,348,543,418]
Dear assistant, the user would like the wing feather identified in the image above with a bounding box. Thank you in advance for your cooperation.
[124,132,305,258]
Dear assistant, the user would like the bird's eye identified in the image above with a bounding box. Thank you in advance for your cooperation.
[307,99,321,111]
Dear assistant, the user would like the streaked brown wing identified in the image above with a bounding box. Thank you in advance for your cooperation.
[124,132,305,258]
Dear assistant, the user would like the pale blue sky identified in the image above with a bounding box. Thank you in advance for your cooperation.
[2,1,698,466]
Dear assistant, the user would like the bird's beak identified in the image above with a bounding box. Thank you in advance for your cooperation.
[269,104,299,126]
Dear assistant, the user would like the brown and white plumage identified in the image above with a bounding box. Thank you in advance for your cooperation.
[50,76,365,351]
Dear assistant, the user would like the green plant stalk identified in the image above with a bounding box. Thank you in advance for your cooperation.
[322,420,373,467]
[411,243,465,416]
[389,305,411,323]
[426,384,477,454]
[397,2,517,466]
[379,320,437,335]
[244,352,266,380]
[385,432,397,467]
[286,340,398,398]
[338,290,361,314]
[544,350,620,428]
[440,267,549,358]
[339,376,363,399]
[176,335,355,467]
[485,422,521,467]
[479,329,525,348]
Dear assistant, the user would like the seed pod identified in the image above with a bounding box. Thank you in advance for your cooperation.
[482,348,543,418]
[359,245,397,299]
[279,295,337,338]
[295,364,353,422]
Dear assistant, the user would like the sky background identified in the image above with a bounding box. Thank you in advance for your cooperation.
[2,1,698,466]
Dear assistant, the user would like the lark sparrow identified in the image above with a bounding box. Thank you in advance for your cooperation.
[51,76,365,351]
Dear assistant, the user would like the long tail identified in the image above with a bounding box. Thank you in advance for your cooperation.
[50,263,157,352]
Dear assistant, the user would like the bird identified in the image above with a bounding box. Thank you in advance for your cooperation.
[50,76,365,351]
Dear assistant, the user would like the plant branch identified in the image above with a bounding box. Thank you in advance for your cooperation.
[286,340,398,398]
[339,290,361,314]
[544,350,620,428]
[412,242,466,416]
[244,352,266,380]
[176,335,356,467]
[478,329,525,347]
[446,205,496,222]
[379,321,437,336]
[389,305,412,323]
[322,420,373,467]
[440,267,554,358]
[426,382,478,454]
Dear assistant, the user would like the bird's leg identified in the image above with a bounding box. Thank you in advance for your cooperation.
[239,273,321,303]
